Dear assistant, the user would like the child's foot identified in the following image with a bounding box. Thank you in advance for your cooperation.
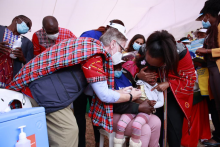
[114,137,125,147]
[129,139,142,147]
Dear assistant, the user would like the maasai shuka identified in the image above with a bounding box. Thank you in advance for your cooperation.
[167,49,196,130]
[32,27,77,56]
[0,28,19,88]
[6,37,115,133]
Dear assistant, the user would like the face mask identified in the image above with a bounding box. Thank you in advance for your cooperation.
[114,70,122,78]
[111,43,123,65]
[17,21,29,34]
[133,42,141,51]
[202,19,211,28]
[197,38,205,44]
[47,32,59,40]
[112,52,123,65]
[186,44,191,50]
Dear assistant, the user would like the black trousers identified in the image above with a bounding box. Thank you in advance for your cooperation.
[209,66,220,122]
[73,93,100,147]
[155,91,184,147]
[206,97,220,142]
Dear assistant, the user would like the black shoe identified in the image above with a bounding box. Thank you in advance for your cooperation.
[203,141,220,146]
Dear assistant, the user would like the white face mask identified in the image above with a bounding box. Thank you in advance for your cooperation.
[47,32,59,40]
[112,52,123,65]
[111,43,123,65]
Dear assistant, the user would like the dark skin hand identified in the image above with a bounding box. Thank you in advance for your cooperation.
[0,42,10,55]
[151,81,169,92]
[195,48,211,56]
[138,100,155,114]
[0,42,26,63]
[137,66,157,82]
[149,100,156,106]
[12,47,26,63]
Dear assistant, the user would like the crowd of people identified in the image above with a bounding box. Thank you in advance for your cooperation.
[1,0,220,147]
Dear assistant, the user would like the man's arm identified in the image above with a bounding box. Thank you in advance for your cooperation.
[113,102,139,114]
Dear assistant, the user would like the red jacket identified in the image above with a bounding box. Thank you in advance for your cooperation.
[168,50,196,129]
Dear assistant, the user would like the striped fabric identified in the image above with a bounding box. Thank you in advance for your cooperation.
[35,27,76,49]
[0,28,18,88]
[7,37,115,132]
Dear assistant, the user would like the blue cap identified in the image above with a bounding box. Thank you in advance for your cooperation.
[196,13,204,21]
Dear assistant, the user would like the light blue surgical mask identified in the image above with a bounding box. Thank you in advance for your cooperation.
[197,38,205,44]
[186,44,191,50]
[133,42,141,51]
[114,70,122,78]
[17,19,29,34]
[202,20,211,29]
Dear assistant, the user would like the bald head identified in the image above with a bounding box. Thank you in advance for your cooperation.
[42,16,59,34]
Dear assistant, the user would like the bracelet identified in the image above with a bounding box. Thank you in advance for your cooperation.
[206,49,208,54]
[129,93,133,102]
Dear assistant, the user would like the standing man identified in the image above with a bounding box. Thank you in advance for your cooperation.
[0,15,33,88]
[32,16,76,56]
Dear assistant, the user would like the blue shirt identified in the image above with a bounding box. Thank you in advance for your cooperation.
[80,30,102,40]
[114,74,132,90]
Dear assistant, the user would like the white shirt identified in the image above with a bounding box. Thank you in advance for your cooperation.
[136,80,164,108]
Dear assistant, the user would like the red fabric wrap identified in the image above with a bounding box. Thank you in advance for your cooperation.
[168,50,196,129]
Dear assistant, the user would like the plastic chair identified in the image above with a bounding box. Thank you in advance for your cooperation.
[0,88,32,112]
[99,129,127,147]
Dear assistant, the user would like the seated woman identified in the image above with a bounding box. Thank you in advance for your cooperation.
[113,58,161,147]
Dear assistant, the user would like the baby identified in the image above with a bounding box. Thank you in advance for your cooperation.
[114,60,164,147]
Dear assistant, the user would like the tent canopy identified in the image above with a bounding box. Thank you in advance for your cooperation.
[0,0,205,41]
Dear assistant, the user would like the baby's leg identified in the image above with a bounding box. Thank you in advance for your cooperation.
[116,114,135,139]
[131,113,151,143]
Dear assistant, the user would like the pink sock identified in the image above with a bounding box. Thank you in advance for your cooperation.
[116,114,135,139]
[131,113,150,143]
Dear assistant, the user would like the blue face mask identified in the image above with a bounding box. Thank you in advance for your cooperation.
[202,20,211,29]
[133,42,141,51]
[17,21,29,34]
[114,70,122,78]
[197,38,205,44]
[186,44,191,50]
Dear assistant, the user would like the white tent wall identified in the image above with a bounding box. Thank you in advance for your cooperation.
[0,0,206,42]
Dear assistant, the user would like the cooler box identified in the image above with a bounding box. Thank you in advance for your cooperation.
[0,107,49,147]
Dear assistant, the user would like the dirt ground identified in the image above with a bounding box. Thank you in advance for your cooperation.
[85,114,216,147]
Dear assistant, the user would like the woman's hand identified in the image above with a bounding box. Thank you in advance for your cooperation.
[151,82,169,92]
[138,100,155,114]
[195,48,211,56]
[137,66,157,83]
[149,100,156,107]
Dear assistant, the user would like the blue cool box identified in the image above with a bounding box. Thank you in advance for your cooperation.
[0,107,49,147]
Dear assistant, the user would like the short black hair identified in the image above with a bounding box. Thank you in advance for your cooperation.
[12,15,31,28]
[42,16,58,27]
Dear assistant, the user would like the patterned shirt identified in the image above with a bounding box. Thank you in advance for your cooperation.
[7,37,115,133]
[0,28,19,88]
[32,27,76,56]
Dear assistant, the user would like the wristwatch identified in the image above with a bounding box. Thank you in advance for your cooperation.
[129,93,133,102]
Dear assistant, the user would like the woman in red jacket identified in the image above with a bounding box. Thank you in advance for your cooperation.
[137,30,196,147]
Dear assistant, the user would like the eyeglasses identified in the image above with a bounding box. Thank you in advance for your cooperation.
[116,41,125,52]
